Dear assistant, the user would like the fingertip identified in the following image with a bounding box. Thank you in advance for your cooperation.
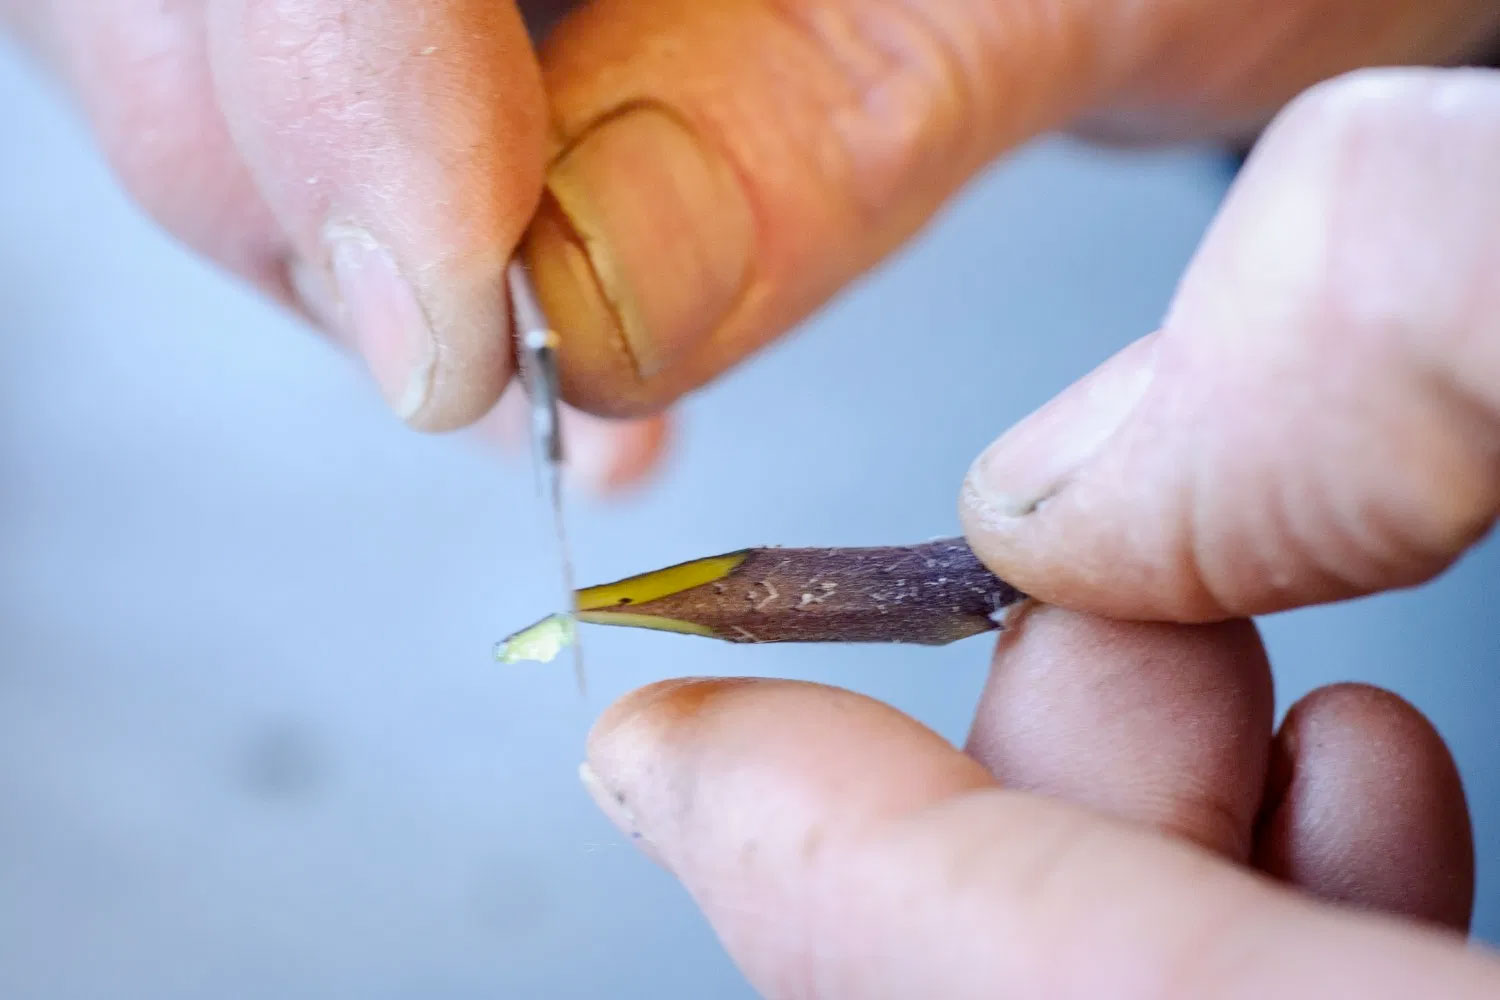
[584,676,979,793]
[1255,682,1475,931]
[308,230,514,431]
[207,0,547,431]
[403,253,519,432]
[582,678,991,869]
[968,605,1273,858]
[956,335,1231,624]
[585,676,749,763]
[962,334,1159,523]
[583,678,779,825]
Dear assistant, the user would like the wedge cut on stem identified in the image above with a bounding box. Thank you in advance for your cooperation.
[496,538,1026,663]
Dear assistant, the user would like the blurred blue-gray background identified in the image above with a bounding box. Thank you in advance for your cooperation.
[2,30,1495,999]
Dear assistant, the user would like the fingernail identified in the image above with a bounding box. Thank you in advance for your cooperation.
[578,762,664,865]
[327,226,437,421]
[968,334,1158,516]
[531,104,753,380]
[286,256,340,334]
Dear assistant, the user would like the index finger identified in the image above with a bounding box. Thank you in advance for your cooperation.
[581,676,1500,999]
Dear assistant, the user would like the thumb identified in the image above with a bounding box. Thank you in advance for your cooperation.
[523,0,1117,417]
[524,0,1500,418]
[960,68,1500,621]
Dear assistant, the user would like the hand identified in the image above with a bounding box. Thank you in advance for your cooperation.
[6,3,1498,488]
[579,611,1492,998]
[577,68,1500,996]
[959,67,1500,620]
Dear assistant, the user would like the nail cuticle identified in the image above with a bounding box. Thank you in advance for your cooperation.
[324,223,439,423]
[967,334,1160,518]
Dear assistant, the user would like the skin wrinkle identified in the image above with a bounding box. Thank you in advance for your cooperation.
[1291,337,1432,599]
[748,0,909,228]
[1275,384,1426,607]
[1153,877,1285,1000]
[855,791,1087,997]
[871,0,982,198]
[1269,424,1330,603]
[757,0,974,224]
[762,821,857,1000]
[933,793,1225,999]
[1309,132,1429,582]
[1159,301,1288,618]
[1180,441,1232,619]
[962,0,1099,140]
[1307,362,1468,595]
[1299,76,1500,579]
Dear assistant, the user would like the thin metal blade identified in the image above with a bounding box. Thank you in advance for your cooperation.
[506,259,586,694]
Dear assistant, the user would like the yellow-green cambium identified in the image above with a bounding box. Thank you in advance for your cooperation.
[495,613,577,665]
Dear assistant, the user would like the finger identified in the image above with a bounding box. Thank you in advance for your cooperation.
[202,0,547,431]
[522,0,1111,418]
[582,678,1500,999]
[967,606,1272,860]
[1255,683,1475,931]
[522,1,1500,418]
[961,68,1500,620]
[15,1,548,431]
[478,387,673,495]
